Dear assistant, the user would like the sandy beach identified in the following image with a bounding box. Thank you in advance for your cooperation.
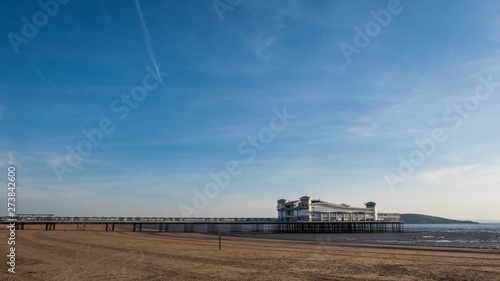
[1,226,500,280]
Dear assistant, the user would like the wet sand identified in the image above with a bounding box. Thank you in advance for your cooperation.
[1,226,500,280]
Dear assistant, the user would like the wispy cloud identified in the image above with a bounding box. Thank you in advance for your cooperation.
[256,36,277,58]
[0,152,14,168]
[8,152,14,165]
[347,123,379,138]
[415,163,500,187]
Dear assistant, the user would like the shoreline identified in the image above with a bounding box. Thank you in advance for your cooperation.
[224,232,500,250]
[223,232,500,253]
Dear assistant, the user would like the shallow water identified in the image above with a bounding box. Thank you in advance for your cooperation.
[321,223,500,249]
[398,223,500,249]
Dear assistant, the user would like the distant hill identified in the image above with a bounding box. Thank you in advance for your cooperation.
[400,213,478,224]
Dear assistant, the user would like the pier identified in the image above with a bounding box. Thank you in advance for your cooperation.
[2,216,403,233]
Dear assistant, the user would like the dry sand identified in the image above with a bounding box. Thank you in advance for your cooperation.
[1,225,500,280]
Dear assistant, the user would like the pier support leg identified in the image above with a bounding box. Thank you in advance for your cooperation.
[184,224,194,232]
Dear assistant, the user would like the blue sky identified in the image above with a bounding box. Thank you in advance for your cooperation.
[1,0,500,220]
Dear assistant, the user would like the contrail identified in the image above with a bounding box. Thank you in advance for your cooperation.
[133,0,185,153]
[32,65,58,89]
[134,0,162,82]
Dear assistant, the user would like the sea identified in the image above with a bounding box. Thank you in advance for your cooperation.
[397,223,500,249]
[324,223,500,249]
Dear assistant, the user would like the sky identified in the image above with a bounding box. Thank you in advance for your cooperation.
[1,0,500,220]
